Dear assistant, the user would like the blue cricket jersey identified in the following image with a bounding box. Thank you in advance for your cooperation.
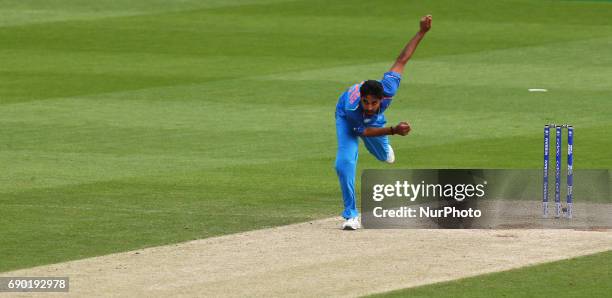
[335,71,402,136]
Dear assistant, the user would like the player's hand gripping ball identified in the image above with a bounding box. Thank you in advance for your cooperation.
[394,122,411,136]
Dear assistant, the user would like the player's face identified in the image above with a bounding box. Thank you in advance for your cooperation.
[360,95,382,116]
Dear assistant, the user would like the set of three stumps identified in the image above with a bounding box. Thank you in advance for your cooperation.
[542,124,574,219]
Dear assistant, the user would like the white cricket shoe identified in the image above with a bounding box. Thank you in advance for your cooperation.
[341,217,361,230]
[385,145,395,164]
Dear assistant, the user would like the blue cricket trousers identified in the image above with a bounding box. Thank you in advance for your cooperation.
[334,115,393,219]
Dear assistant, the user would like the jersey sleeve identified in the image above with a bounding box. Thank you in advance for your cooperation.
[380,71,402,97]
[379,98,392,113]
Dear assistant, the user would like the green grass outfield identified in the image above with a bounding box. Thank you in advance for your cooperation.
[370,250,612,298]
[0,0,610,283]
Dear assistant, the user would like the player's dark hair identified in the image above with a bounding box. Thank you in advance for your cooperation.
[360,80,384,99]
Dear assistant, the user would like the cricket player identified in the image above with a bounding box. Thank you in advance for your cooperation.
[335,15,432,230]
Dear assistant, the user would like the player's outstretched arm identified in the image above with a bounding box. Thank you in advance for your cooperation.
[389,15,432,75]
[362,122,411,137]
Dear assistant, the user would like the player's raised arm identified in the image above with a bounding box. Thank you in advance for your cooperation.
[389,15,432,75]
